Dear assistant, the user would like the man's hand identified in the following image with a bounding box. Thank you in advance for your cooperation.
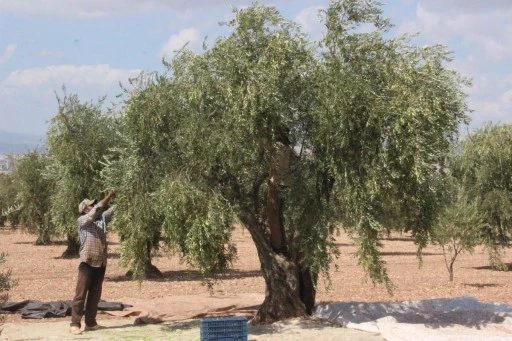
[100,190,115,206]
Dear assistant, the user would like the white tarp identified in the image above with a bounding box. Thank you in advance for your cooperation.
[315,296,512,341]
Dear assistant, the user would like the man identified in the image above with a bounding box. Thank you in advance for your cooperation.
[70,190,115,335]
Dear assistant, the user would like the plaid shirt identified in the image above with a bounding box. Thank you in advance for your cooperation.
[77,202,114,267]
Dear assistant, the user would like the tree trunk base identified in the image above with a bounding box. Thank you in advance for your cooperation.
[251,294,309,325]
[60,234,80,259]
[250,253,310,324]
[125,262,163,279]
[35,232,52,246]
[60,249,80,259]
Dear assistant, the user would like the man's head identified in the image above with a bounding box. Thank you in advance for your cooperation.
[78,199,97,214]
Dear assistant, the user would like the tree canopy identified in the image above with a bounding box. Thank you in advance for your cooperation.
[99,0,469,323]
[450,123,512,269]
[10,151,56,244]
[46,91,117,257]
[0,173,18,227]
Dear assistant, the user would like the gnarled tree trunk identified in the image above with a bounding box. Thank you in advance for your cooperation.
[243,218,312,324]
[237,143,317,324]
[241,185,317,323]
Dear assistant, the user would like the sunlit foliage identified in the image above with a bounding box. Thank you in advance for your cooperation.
[10,151,56,244]
[46,91,117,255]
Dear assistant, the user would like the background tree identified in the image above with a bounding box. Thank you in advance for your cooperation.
[0,252,14,322]
[10,151,56,245]
[46,91,117,257]
[431,172,484,281]
[0,173,18,227]
[452,123,512,270]
[0,196,15,312]
[103,1,468,323]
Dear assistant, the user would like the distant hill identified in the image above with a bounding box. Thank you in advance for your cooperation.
[0,130,45,154]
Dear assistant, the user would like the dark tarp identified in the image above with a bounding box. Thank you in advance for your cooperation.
[1,300,131,319]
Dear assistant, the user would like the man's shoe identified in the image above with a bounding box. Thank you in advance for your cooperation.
[84,324,107,332]
[69,325,82,335]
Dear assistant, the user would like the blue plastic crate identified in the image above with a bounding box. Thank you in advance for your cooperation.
[200,316,248,341]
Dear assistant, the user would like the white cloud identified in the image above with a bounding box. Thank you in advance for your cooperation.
[400,2,512,60]
[0,64,143,134]
[295,6,325,39]
[469,98,511,127]
[502,89,512,105]
[3,64,141,87]
[466,78,512,127]
[159,28,201,60]
[0,44,16,64]
[393,1,512,129]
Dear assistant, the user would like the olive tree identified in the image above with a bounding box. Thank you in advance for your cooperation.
[0,159,22,228]
[452,123,512,270]
[46,91,117,257]
[10,151,56,244]
[101,73,177,277]
[0,252,14,322]
[0,203,15,307]
[0,174,17,227]
[104,1,469,323]
[431,176,484,281]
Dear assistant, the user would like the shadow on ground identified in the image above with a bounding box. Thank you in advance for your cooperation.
[106,269,263,283]
[380,251,440,256]
[472,264,512,271]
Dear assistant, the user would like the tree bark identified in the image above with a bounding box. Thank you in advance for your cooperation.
[267,143,291,253]
[143,239,162,278]
[296,259,317,315]
[242,143,317,324]
[267,169,286,252]
[241,213,314,324]
[61,233,80,258]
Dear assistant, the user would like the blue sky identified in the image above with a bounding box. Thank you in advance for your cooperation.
[0,0,510,136]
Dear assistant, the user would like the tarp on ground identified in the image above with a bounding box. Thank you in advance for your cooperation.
[106,293,264,324]
[314,296,512,341]
[1,300,130,319]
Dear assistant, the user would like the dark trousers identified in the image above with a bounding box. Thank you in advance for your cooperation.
[70,262,106,327]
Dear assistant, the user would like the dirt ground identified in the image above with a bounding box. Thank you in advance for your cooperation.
[1,225,511,325]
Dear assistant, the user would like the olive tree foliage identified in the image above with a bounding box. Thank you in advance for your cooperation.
[46,91,117,257]
[10,151,56,244]
[0,194,15,314]
[0,173,19,227]
[0,253,14,322]
[452,123,512,270]
[316,0,469,283]
[0,175,9,227]
[103,1,469,323]
[430,174,484,281]
[101,73,179,277]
